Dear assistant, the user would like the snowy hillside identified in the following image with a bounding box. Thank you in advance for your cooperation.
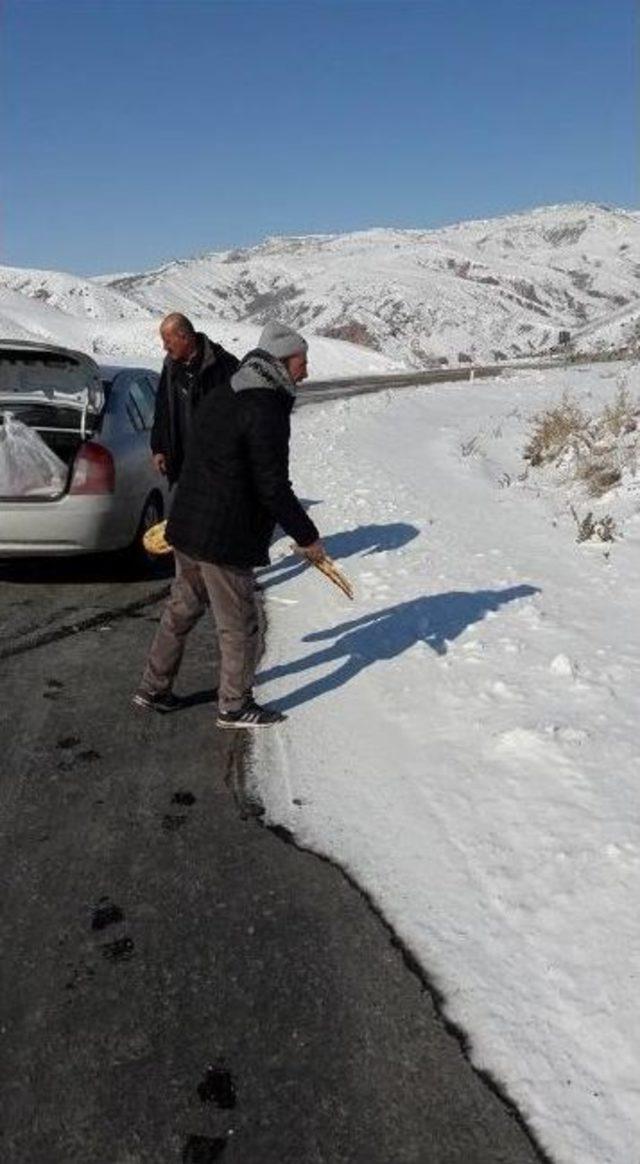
[102,202,640,365]
[0,264,153,323]
[0,287,401,379]
[254,359,640,1164]
[1,203,638,371]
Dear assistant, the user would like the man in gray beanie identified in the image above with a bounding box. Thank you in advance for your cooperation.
[133,320,325,728]
[257,321,308,360]
[230,321,309,398]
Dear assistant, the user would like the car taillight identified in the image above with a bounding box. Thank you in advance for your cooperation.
[69,442,115,495]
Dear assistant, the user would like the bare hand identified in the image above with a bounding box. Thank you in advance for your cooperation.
[152,452,167,475]
[295,539,326,563]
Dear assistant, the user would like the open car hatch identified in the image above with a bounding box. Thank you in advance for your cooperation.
[0,341,104,437]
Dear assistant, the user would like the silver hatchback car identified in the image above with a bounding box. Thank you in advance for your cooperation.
[0,340,168,557]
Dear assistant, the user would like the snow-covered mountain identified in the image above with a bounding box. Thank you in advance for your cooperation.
[102,202,640,365]
[1,203,639,370]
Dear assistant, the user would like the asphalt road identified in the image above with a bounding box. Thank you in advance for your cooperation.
[0,606,546,1164]
[0,370,551,1164]
[297,356,566,407]
[0,553,171,660]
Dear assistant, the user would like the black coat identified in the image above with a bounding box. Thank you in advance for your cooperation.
[150,333,239,485]
[166,352,318,569]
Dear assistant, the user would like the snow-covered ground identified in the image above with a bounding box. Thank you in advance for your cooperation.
[253,360,640,1164]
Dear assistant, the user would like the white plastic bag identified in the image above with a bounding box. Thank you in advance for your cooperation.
[0,412,67,498]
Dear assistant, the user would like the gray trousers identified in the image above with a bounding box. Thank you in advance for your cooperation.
[141,550,260,713]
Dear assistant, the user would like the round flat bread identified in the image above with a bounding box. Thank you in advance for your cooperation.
[142,520,173,556]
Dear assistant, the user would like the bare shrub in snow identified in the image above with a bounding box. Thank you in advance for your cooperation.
[525,384,639,499]
[579,382,639,495]
[575,457,621,496]
[523,393,592,466]
[600,384,637,438]
[460,435,481,457]
[570,507,617,543]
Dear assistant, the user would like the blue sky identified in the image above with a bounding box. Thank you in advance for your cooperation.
[1,0,636,275]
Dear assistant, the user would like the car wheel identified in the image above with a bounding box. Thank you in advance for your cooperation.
[130,492,165,571]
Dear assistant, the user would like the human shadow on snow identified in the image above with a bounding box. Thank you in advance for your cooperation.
[260,521,420,590]
[256,584,540,712]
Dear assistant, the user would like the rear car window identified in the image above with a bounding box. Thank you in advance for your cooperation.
[0,349,102,408]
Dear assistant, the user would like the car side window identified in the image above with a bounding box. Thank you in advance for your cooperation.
[127,376,156,431]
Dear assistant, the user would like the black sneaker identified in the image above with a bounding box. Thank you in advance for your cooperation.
[216,700,285,729]
[132,689,182,713]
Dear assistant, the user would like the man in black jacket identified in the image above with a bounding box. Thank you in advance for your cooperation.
[150,313,239,485]
[134,321,324,728]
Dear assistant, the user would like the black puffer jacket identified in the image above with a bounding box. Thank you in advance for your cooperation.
[166,349,319,568]
[150,332,239,485]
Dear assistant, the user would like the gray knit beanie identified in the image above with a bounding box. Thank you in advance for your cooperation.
[258,321,308,360]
